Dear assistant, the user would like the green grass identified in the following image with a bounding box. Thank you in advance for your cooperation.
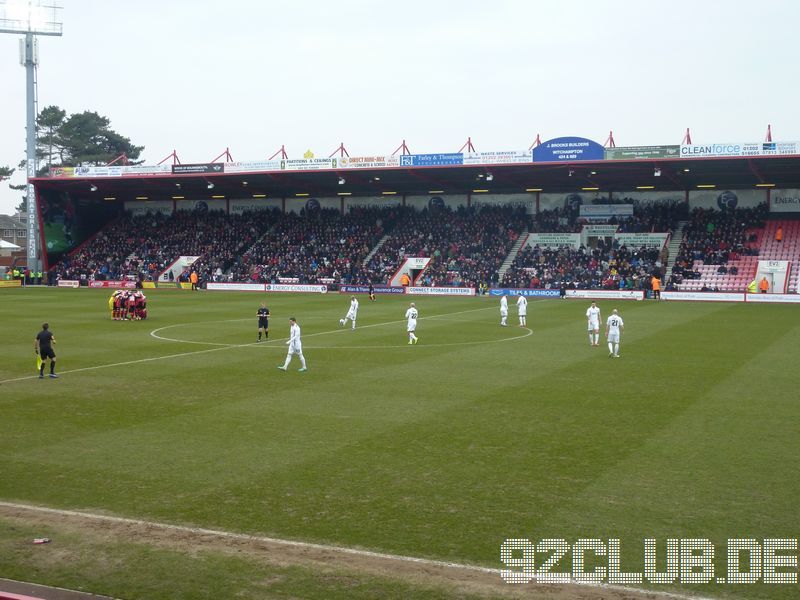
[1,288,799,599]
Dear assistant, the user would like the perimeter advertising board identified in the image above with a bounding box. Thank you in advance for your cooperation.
[406,195,466,210]
[612,190,686,204]
[539,192,610,211]
[206,283,265,292]
[89,280,136,289]
[688,189,766,210]
[662,291,745,302]
[339,285,405,295]
[680,141,800,158]
[265,283,328,293]
[578,204,634,219]
[345,196,401,210]
[604,145,680,160]
[280,158,338,171]
[470,193,536,213]
[406,286,475,296]
[175,199,226,212]
[229,198,282,214]
[285,197,340,214]
[462,151,531,165]
[533,137,605,162]
[399,153,463,167]
[526,233,581,249]
[614,232,669,249]
[566,289,644,300]
[746,293,800,303]
[489,288,560,298]
[172,163,224,174]
[225,160,282,173]
[771,189,800,212]
[339,156,400,169]
[124,200,174,216]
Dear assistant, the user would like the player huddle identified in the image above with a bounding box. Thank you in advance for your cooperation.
[109,290,148,321]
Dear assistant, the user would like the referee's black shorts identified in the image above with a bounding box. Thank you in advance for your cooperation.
[258,318,269,329]
[40,348,55,360]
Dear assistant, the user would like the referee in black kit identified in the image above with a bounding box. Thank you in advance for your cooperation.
[35,323,58,379]
[257,303,270,342]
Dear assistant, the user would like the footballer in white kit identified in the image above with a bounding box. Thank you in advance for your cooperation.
[516,294,528,326]
[586,301,601,346]
[500,295,509,326]
[605,309,624,358]
[278,317,308,372]
[340,295,359,330]
[405,302,419,344]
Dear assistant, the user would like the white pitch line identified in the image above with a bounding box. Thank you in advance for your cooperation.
[0,500,713,600]
[0,305,499,386]
[148,304,501,346]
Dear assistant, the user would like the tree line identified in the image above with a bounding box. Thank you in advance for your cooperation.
[1,105,144,212]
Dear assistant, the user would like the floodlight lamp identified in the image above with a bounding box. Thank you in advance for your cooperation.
[89,184,98,192]
[207,182,215,189]
[568,170,575,177]
[486,172,494,182]
[338,177,346,185]
[654,168,661,177]
[242,181,248,186]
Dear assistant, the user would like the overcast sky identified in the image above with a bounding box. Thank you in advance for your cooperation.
[1,0,798,214]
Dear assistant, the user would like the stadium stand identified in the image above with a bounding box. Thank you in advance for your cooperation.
[757,220,800,292]
[502,242,664,290]
[241,207,399,285]
[669,205,767,291]
[366,205,527,287]
[503,202,685,289]
[55,210,277,283]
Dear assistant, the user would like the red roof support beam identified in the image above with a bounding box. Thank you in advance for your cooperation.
[268,145,288,160]
[604,131,616,148]
[458,137,476,153]
[328,143,350,158]
[682,128,692,145]
[747,158,766,184]
[765,124,773,142]
[106,153,129,166]
[156,149,181,165]
[392,139,411,156]
[528,133,542,150]
[210,147,233,162]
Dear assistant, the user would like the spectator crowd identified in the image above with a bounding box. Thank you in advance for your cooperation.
[367,205,526,287]
[50,199,766,291]
[668,205,765,286]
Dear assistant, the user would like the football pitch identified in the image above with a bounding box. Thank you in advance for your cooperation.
[1,288,799,600]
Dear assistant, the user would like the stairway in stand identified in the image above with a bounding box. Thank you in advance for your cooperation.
[363,233,390,265]
[664,220,688,275]
[497,230,529,283]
